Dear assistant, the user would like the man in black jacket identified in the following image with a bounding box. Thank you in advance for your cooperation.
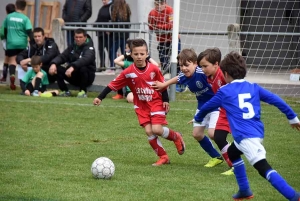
[62,0,92,46]
[17,27,60,88]
[49,28,96,98]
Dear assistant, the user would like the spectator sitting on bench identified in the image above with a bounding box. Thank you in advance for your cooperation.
[49,28,96,98]
[17,27,60,92]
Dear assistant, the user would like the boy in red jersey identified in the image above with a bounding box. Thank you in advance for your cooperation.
[148,0,181,72]
[93,39,185,166]
[197,48,234,175]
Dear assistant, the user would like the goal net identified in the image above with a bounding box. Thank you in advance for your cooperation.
[146,0,300,98]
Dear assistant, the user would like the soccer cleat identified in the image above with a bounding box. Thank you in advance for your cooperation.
[112,94,124,100]
[152,155,170,166]
[173,132,185,155]
[221,167,235,176]
[31,90,39,97]
[59,91,71,97]
[204,157,224,167]
[10,76,16,90]
[77,90,87,98]
[290,192,300,201]
[40,92,53,98]
[232,189,254,201]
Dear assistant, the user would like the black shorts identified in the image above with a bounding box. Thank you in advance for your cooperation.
[5,49,24,57]
[26,83,46,93]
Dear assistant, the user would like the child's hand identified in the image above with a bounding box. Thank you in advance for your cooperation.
[152,81,164,91]
[93,98,102,106]
[187,119,194,124]
[163,102,170,113]
[291,122,300,131]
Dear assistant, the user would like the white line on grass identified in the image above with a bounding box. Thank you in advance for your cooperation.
[0,98,195,112]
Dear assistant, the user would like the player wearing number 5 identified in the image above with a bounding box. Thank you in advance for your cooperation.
[193,52,300,201]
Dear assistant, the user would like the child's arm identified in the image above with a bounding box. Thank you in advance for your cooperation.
[152,76,178,91]
[114,55,125,67]
[149,57,159,67]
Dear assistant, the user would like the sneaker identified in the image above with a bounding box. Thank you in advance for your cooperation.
[77,90,87,98]
[31,90,39,97]
[0,76,6,82]
[290,192,300,201]
[112,94,123,100]
[152,155,170,166]
[174,132,185,155]
[10,76,16,90]
[204,157,224,168]
[40,92,53,98]
[59,91,71,97]
[221,167,234,176]
[232,189,254,201]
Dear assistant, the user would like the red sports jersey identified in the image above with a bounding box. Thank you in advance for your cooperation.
[108,63,168,126]
[148,5,173,42]
[207,67,230,132]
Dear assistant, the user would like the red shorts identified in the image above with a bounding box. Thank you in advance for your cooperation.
[135,107,168,127]
[216,108,231,133]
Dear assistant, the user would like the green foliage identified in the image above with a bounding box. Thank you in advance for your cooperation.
[0,88,299,201]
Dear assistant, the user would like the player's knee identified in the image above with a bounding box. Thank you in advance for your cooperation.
[227,144,241,162]
[36,72,43,78]
[192,130,204,141]
[253,159,272,179]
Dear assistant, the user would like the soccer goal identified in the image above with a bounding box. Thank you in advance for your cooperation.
[146,0,300,97]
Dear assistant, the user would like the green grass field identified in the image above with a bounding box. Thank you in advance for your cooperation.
[0,86,300,201]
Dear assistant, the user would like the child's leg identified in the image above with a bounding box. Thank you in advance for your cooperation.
[193,126,221,158]
[8,56,17,90]
[227,142,253,199]
[253,159,298,200]
[144,124,169,166]
[31,72,43,91]
[152,124,185,155]
[214,129,232,167]
[126,92,133,103]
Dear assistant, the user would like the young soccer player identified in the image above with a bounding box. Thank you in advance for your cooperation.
[22,55,58,97]
[93,38,185,166]
[152,48,224,168]
[113,39,159,102]
[194,52,300,201]
[197,48,234,175]
[2,0,33,90]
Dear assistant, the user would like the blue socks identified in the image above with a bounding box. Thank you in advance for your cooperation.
[266,170,296,200]
[232,158,250,191]
[199,136,221,158]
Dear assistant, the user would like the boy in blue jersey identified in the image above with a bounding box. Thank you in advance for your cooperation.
[194,52,300,201]
[152,48,223,167]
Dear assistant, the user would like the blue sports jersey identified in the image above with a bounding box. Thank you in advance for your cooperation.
[194,79,298,143]
[177,66,216,110]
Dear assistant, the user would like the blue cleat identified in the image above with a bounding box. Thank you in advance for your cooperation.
[232,189,254,201]
[290,192,300,201]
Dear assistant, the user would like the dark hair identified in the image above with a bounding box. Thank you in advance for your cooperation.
[74,28,87,36]
[31,55,42,66]
[15,0,26,11]
[33,27,45,36]
[154,0,166,4]
[197,48,221,66]
[111,0,131,22]
[130,38,148,52]
[6,3,16,14]
[220,52,247,79]
[177,49,197,66]
[126,39,132,47]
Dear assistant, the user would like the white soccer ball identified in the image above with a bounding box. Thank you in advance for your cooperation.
[91,157,115,179]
